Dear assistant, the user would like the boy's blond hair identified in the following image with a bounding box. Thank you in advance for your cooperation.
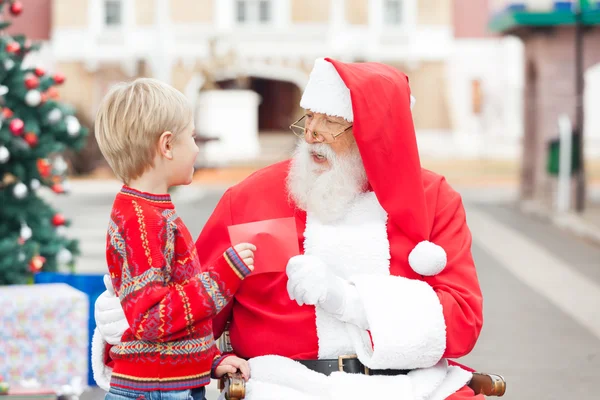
[95,78,193,184]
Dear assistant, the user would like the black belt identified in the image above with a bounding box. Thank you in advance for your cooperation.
[298,355,411,376]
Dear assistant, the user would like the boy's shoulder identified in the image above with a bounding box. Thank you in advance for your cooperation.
[109,194,171,228]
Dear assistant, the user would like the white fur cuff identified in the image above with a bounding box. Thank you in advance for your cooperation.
[91,327,112,391]
[347,274,446,370]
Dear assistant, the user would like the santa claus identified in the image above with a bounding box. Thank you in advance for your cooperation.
[93,58,484,400]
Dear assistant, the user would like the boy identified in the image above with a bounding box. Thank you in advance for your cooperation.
[94,78,254,400]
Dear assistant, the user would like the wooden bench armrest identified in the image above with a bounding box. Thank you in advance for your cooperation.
[468,372,506,397]
[218,371,246,400]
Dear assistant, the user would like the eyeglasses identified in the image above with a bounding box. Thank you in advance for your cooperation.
[289,114,353,144]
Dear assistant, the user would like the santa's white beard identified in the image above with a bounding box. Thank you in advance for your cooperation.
[286,140,368,223]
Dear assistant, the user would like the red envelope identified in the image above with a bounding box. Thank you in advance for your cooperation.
[228,217,300,274]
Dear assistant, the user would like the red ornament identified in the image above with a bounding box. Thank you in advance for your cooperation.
[37,158,52,178]
[34,67,45,77]
[24,75,40,90]
[2,108,13,118]
[24,132,38,147]
[9,119,25,136]
[52,214,66,226]
[29,256,46,273]
[5,42,20,53]
[40,92,49,103]
[53,73,65,85]
[9,1,23,16]
[51,183,64,194]
[47,87,60,99]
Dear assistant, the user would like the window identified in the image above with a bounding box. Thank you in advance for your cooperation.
[236,0,272,24]
[105,0,122,27]
[384,0,403,25]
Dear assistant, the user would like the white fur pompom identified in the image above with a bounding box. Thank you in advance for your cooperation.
[408,241,447,276]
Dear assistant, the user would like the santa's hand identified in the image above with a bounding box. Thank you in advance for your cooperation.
[94,275,129,345]
[286,255,345,312]
[286,256,369,329]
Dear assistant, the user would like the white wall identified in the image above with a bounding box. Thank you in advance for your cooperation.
[584,63,600,158]
[431,36,525,159]
[195,90,261,165]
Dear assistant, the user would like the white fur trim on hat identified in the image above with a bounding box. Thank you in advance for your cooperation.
[408,241,447,276]
[300,58,354,122]
[410,95,416,109]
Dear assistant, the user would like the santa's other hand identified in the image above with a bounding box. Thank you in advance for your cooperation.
[95,276,129,345]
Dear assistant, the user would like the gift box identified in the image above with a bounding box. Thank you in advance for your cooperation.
[34,272,106,386]
[0,283,89,388]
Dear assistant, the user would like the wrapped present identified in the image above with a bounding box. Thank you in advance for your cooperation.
[0,283,89,388]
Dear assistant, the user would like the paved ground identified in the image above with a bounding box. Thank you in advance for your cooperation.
[40,182,600,400]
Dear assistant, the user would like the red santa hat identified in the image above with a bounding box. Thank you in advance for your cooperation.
[299,58,446,277]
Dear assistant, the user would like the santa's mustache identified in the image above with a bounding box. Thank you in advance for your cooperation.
[306,142,336,163]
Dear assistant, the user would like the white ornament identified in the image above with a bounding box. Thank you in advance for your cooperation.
[13,182,28,199]
[65,115,80,136]
[18,252,26,262]
[25,90,42,107]
[408,240,447,276]
[0,145,9,164]
[62,180,72,193]
[53,156,68,174]
[0,85,8,96]
[56,248,73,265]
[56,226,68,236]
[4,59,15,71]
[30,179,41,190]
[47,108,62,124]
[20,225,32,241]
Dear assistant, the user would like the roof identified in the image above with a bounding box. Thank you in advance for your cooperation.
[489,2,600,34]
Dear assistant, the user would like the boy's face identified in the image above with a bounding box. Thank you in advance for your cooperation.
[168,120,199,187]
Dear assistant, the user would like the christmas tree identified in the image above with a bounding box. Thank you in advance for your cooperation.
[0,2,88,285]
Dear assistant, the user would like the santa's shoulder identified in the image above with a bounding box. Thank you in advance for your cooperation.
[230,160,290,192]
[421,168,462,202]
[225,160,292,211]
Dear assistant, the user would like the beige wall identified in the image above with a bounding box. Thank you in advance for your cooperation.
[292,0,330,23]
[53,0,88,28]
[346,0,368,25]
[170,0,213,23]
[418,0,452,26]
[136,0,155,26]
[393,62,451,131]
[54,62,96,121]
[171,60,198,94]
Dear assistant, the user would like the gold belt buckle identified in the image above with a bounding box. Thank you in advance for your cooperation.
[337,354,370,375]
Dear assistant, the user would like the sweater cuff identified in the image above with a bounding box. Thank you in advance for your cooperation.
[211,353,235,379]
[224,247,252,279]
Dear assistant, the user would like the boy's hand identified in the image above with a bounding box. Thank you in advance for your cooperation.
[214,356,251,381]
[233,243,256,270]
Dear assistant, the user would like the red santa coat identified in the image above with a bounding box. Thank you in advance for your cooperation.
[196,163,482,399]
[195,58,484,399]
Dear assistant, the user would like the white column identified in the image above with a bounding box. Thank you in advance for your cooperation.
[152,0,173,84]
[274,0,291,30]
[215,0,235,32]
[329,0,346,52]
[368,0,383,57]
[84,0,103,71]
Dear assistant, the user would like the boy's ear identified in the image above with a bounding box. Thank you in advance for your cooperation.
[158,131,174,160]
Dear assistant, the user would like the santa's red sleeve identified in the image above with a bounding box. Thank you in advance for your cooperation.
[195,188,236,340]
[345,179,483,370]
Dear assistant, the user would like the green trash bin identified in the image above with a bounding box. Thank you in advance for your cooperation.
[546,133,581,176]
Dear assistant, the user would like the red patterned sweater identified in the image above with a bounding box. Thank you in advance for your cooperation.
[105,186,251,391]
